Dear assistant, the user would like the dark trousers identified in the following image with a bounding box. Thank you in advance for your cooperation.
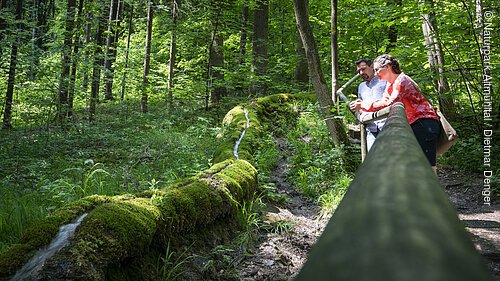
[411,118,440,166]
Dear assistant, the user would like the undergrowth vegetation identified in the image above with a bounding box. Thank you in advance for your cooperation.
[284,102,354,217]
[0,100,223,254]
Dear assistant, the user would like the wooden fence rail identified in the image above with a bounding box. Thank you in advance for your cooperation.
[295,102,493,281]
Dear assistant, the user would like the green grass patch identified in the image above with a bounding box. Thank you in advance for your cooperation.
[0,100,221,253]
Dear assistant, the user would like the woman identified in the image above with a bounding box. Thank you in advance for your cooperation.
[349,54,440,173]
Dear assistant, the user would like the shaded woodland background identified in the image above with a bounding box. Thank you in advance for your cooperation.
[0,0,499,267]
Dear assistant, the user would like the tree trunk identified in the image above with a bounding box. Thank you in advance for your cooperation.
[331,0,339,101]
[57,0,77,123]
[90,4,106,122]
[294,30,308,85]
[103,0,120,101]
[141,0,153,113]
[205,0,224,107]
[120,2,133,101]
[67,0,86,117]
[210,31,225,104]
[0,0,6,54]
[3,42,19,129]
[29,0,54,80]
[293,0,348,147]
[82,13,92,94]
[239,0,248,64]
[2,0,23,129]
[252,0,268,95]
[420,0,456,118]
[167,0,179,103]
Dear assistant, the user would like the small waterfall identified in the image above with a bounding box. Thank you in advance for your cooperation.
[233,108,250,160]
[10,213,88,281]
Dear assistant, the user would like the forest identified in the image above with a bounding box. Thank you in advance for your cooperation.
[0,0,499,279]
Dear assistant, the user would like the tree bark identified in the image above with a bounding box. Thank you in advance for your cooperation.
[141,0,153,113]
[420,0,456,118]
[294,30,308,85]
[238,0,248,64]
[120,3,133,101]
[56,0,77,123]
[29,0,54,80]
[206,0,224,106]
[103,0,120,101]
[82,12,92,94]
[2,0,23,129]
[167,0,179,103]
[252,0,268,95]
[210,32,225,104]
[293,0,348,147]
[67,0,86,117]
[90,3,106,122]
[331,0,339,101]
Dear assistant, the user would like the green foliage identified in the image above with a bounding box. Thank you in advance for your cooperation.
[0,101,219,252]
[317,173,351,220]
[266,219,296,234]
[254,134,279,179]
[156,242,193,281]
[234,193,264,252]
[286,102,353,214]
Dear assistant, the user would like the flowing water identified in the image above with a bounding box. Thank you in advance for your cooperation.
[233,108,250,160]
[10,213,88,281]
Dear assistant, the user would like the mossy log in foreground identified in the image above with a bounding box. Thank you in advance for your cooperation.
[0,93,315,280]
[0,159,257,280]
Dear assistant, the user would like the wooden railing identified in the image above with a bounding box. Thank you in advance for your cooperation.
[295,102,493,281]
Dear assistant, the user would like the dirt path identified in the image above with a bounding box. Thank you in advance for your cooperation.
[234,151,499,280]
[236,140,328,280]
[439,167,500,280]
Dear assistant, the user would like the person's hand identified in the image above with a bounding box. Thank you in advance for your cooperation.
[349,99,362,112]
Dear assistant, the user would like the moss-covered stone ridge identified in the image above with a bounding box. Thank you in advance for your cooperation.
[0,159,257,280]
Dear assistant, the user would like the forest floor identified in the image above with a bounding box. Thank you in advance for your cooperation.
[231,144,500,280]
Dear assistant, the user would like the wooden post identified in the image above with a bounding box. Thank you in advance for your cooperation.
[360,123,367,161]
[295,103,493,281]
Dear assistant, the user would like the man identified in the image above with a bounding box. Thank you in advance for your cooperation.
[351,58,387,151]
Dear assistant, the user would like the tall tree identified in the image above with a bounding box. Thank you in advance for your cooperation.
[81,11,91,94]
[420,0,456,117]
[209,31,225,104]
[141,0,154,113]
[56,0,77,122]
[294,30,308,85]
[206,0,225,106]
[0,0,9,62]
[3,0,23,129]
[238,0,249,64]
[90,2,106,121]
[167,0,179,102]
[29,0,54,80]
[67,0,86,117]
[331,0,339,100]
[120,2,133,100]
[293,0,348,146]
[103,0,120,101]
[252,0,268,95]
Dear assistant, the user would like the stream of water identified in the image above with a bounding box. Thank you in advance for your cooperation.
[233,108,250,160]
[9,213,88,281]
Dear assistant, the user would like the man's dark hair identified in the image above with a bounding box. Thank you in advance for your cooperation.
[355,58,372,66]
